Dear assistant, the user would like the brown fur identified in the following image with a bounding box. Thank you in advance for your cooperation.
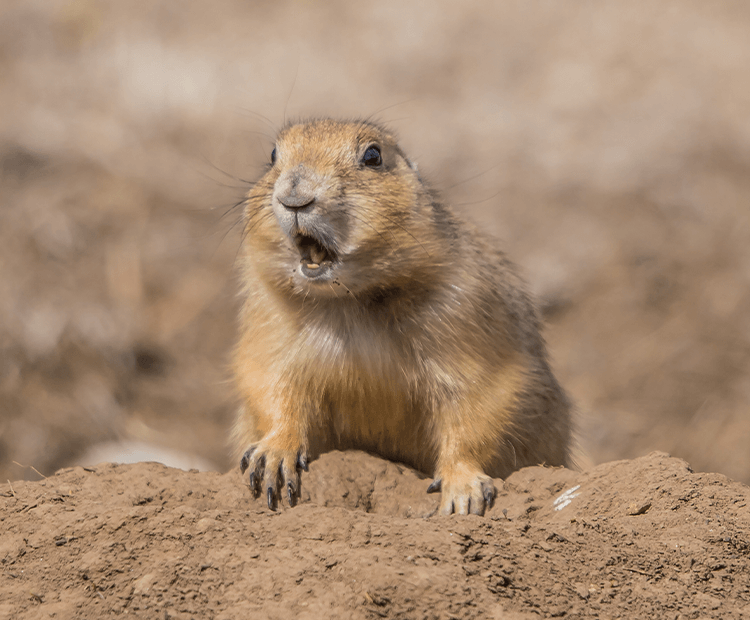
[233,119,571,515]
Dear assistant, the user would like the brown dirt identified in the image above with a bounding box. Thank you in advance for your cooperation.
[2,451,749,619]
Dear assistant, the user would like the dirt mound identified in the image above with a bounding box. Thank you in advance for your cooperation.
[2,451,749,619]
[3,0,750,496]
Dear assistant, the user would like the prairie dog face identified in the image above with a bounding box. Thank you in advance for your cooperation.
[243,120,430,298]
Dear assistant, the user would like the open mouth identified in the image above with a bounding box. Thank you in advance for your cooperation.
[293,234,336,280]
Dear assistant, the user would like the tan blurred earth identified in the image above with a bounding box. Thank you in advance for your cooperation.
[2,0,749,484]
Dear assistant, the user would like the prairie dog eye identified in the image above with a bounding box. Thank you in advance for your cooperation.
[270,147,277,165]
[362,145,382,167]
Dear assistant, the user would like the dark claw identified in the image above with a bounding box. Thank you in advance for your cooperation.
[296,451,308,472]
[287,480,297,507]
[426,479,442,494]
[267,486,276,511]
[249,471,259,497]
[483,486,495,508]
[239,446,256,474]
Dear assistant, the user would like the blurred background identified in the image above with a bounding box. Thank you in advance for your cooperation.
[2,0,749,484]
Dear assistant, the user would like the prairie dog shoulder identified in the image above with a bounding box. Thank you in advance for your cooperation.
[233,118,571,515]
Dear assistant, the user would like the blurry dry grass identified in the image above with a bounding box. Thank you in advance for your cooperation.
[1,0,749,482]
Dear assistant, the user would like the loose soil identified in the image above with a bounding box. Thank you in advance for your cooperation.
[2,451,749,619]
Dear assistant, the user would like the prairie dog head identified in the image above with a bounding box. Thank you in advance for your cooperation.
[243,119,437,299]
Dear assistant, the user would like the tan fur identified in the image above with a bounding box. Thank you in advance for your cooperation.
[232,119,571,515]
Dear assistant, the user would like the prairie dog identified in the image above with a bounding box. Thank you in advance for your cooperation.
[233,119,571,515]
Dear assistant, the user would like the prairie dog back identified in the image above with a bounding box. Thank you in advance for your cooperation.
[233,119,571,515]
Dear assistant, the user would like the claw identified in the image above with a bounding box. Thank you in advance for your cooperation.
[469,496,485,516]
[483,486,495,508]
[440,499,454,516]
[426,479,442,494]
[296,451,308,472]
[242,446,306,508]
[239,446,256,474]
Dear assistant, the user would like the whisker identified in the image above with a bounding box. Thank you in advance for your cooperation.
[371,115,413,126]
[359,204,431,259]
[215,197,250,223]
[188,194,252,259]
[231,107,279,136]
[443,161,503,191]
[364,98,419,124]
[454,189,504,208]
[220,211,246,243]
[283,61,300,127]
[239,208,270,245]
[333,278,359,304]
[348,211,399,253]
[198,153,257,187]
[233,204,273,267]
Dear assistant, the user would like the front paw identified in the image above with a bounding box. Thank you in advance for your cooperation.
[428,465,495,516]
[240,441,308,510]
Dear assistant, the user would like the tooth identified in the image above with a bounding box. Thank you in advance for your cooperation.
[307,263,319,269]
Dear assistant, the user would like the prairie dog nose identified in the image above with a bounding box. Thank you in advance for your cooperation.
[277,189,314,209]
[275,164,317,209]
